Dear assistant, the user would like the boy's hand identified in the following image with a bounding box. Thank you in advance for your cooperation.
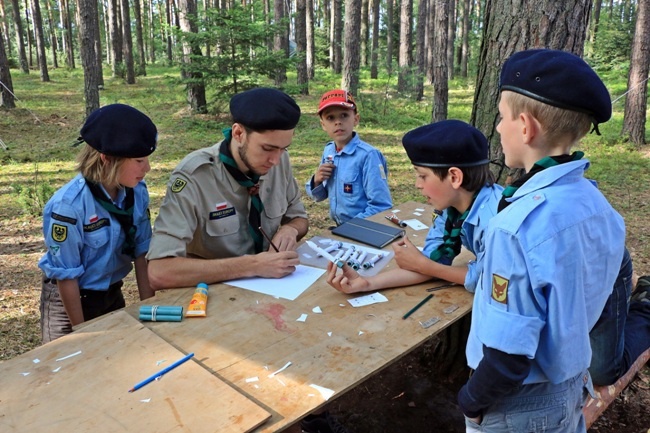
[393,237,427,272]
[313,162,335,185]
[326,261,371,294]
[253,251,300,278]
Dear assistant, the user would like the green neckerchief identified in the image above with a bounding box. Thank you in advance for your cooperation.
[218,128,264,253]
[429,192,478,263]
[85,180,136,258]
[498,151,584,212]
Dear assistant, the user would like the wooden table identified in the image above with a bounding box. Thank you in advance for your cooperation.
[123,201,475,432]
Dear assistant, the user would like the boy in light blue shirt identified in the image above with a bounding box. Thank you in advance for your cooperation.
[305,89,392,225]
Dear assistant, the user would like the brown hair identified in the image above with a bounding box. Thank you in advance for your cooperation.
[502,91,592,144]
[429,164,495,193]
[76,144,126,188]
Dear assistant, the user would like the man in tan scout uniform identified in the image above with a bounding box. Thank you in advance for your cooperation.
[147,88,308,290]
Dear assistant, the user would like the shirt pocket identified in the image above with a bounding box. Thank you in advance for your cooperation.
[262,196,288,222]
[340,171,363,201]
[205,210,241,237]
[82,227,111,265]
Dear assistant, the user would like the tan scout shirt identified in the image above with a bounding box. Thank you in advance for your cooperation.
[147,142,307,260]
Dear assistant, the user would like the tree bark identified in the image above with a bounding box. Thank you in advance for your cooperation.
[306,0,315,78]
[431,0,448,121]
[414,0,427,100]
[296,0,309,94]
[108,0,123,76]
[133,0,147,75]
[77,0,101,115]
[330,0,342,73]
[0,20,15,108]
[60,0,75,68]
[458,0,469,77]
[341,0,361,94]
[446,0,455,78]
[369,0,379,78]
[273,0,288,86]
[177,0,207,113]
[121,0,136,83]
[425,0,434,83]
[165,0,173,64]
[44,0,58,68]
[30,0,49,81]
[10,0,29,72]
[386,0,394,73]
[360,0,368,66]
[23,0,33,68]
[397,0,413,92]
[0,0,11,56]
[622,0,649,146]
[147,0,155,62]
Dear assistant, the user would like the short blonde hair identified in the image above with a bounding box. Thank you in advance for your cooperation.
[502,91,592,144]
[76,144,126,188]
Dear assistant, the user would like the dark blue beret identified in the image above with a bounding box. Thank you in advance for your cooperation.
[230,87,301,131]
[500,49,611,124]
[402,120,489,168]
[80,104,157,158]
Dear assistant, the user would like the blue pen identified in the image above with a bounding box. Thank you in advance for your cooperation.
[128,352,194,393]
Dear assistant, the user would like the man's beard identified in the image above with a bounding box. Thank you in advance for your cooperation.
[237,140,262,176]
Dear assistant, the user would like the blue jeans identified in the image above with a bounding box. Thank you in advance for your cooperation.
[464,370,594,433]
[588,248,633,386]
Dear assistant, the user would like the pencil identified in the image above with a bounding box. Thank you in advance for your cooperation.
[402,294,434,320]
[128,352,194,393]
[259,226,279,252]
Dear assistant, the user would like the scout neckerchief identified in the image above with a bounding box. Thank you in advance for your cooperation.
[429,192,478,262]
[219,128,264,253]
[85,180,136,258]
[497,151,584,212]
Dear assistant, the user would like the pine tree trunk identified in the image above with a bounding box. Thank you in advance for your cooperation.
[341,0,361,94]
[60,0,75,68]
[306,0,315,79]
[386,0,393,73]
[360,0,368,66]
[273,0,287,86]
[446,0,455,78]
[459,0,469,77]
[30,0,49,81]
[622,0,649,146]
[414,0,427,100]
[0,0,12,56]
[471,0,592,181]
[44,0,58,68]
[10,0,29,73]
[369,0,379,78]
[121,0,136,83]
[431,0,448,121]
[77,0,100,115]
[397,0,413,92]
[177,0,206,113]
[296,0,309,94]
[108,0,123,76]
[331,0,342,73]
[133,0,147,76]
[0,22,15,108]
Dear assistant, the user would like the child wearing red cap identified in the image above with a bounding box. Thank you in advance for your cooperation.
[39,104,157,343]
[305,89,392,225]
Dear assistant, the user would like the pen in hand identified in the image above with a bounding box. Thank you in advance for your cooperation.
[128,352,194,393]
[259,226,280,252]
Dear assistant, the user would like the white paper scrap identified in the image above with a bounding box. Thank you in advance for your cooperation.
[268,361,292,378]
[403,219,429,231]
[415,208,425,212]
[20,372,30,376]
[245,376,259,383]
[309,384,335,400]
[348,292,389,307]
[33,358,40,364]
[358,331,364,335]
[56,350,82,362]
[413,212,423,216]
[297,313,308,322]
[312,306,322,314]
[52,367,61,373]
[327,332,332,337]
[391,209,401,213]
[140,399,151,403]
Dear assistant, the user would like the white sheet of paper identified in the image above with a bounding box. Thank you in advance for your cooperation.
[223,264,325,300]
[347,292,389,307]
[403,219,429,231]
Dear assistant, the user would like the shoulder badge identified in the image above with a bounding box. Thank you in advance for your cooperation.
[52,224,68,242]
[171,178,187,193]
[491,274,508,304]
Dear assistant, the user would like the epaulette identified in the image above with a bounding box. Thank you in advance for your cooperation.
[174,146,218,175]
[498,192,547,233]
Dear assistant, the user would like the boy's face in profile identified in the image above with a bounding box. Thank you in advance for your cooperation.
[413,166,457,211]
[496,92,526,170]
[319,106,359,147]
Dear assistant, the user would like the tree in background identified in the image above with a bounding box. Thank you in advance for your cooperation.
[622,0,649,146]
[43,0,58,68]
[0,20,15,108]
[121,0,135,84]
[9,0,28,73]
[431,0,448,121]
[296,0,309,94]
[471,0,593,181]
[397,0,413,92]
[107,0,123,77]
[77,0,100,115]
[273,0,288,86]
[178,0,206,113]
[330,0,342,73]
[29,0,48,81]
[341,0,361,94]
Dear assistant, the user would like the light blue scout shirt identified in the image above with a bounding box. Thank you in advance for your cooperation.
[466,160,625,385]
[305,133,392,225]
[39,174,152,290]
[421,183,503,293]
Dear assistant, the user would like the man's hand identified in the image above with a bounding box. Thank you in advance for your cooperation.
[393,237,427,272]
[313,163,335,185]
[326,261,372,294]
[254,251,300,278]
[272,225,300,251]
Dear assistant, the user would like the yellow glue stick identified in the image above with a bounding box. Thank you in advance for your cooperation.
[185,283,209,317]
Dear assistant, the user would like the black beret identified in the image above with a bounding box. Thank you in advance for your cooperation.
[499,49,611,124]
[230,88,301,131]
[80,104,157,158]
[402,120,489,168]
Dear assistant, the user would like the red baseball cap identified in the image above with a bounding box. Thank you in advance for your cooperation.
[318,89,356,114]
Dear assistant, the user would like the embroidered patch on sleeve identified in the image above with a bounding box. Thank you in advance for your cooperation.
[52,224,68,242]
[491,274,509,304]
[171,178,187,193]
[51,212,77,225]
[379,164,387,180]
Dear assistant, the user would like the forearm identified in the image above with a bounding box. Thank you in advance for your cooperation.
[282,217,308,241]
[134,255,154,300]
[416,260,468,286]
[57,279,85,326]
[366,268,433,291]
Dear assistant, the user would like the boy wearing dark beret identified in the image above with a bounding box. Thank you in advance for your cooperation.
[458,49,632,432]
[326,119,503,295]
[39,104,157,342]
[305,89,392,225]
[147,88,309,290]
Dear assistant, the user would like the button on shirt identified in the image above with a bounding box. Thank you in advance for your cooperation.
[38,174,152,290]
[147,142,307,261]
[305,133,392,225]
[422,183,503,293]
[466,160,626,384]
